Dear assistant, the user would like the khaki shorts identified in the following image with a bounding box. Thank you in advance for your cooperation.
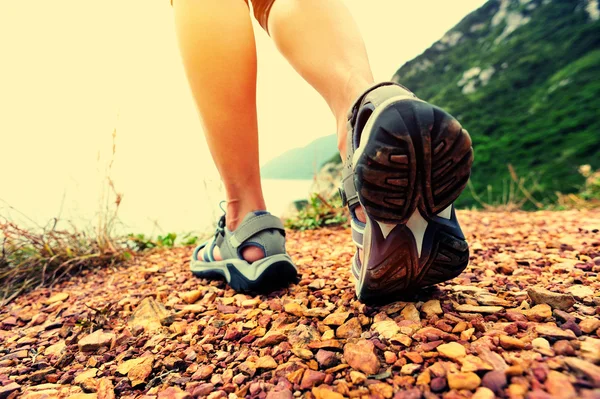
[170,0,276,33]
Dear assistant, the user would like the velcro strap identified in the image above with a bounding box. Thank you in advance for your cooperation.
[347,82,415,127]
[341,162,360,208]
[229,214,285,248]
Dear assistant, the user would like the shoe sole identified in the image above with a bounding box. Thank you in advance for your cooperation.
[191,254,298,293]
[353,97,473,302]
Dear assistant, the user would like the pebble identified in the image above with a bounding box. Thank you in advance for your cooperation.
[343,340,380,375]
[336,318,362,339]
[78,330,115,352]
[436,342,466,360]
[481,370,507,394]
[527,286,575,310]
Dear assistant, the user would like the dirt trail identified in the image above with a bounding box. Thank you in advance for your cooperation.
[1,210,599,399]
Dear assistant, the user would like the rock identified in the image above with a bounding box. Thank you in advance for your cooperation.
[535,324,576,339]
[323,312,350,326]
[349,370,366,384]
[78,330,115,352]
[117,356,154,386]
[436,342,466,360]
[472,387,495,399]
[255,331,287,347]
[430,377,447,392]
[315,350,336,368]
[178,290,201,304]
[0,382,21,399]
[312,386,344,399]
[284,302,305,317]
[266,389,293,399]
[288,324,319,347]
[45,292,69,304]
[308,339,343,350]
[73,368,98,385]
[369,382,394,398]
[308,279,326,290]
[532,337,551,350]
[401,304,420,322]
[291,347,313,360]
[499,335,526,350]
[45,340,66,357]
[336,318,362,339]
[581,337,600,362]
[343,340,380,375]
[566,285,593,298]
[390,333,412,347]
[522,304,552,321]
[447,372,481,391]
[304,307,330,318]
[481,370,507,394]
[454,304,503,314]
[256,356,277,370]
[372,320,400,339]
[527,287,575,310]
[192,364,215,380]
[546,370,576,398]
[477,347,508,371]
[580,318,600,334]
[157,387,192,399]
[564,357,600,386]
[96,378,115,399]
[553,340,575,356]
[460,355,493,372]
[192,383,215,397]
[401,364,421,375]
[421,300,443,318]
[300,369,326,389]
[129,297,172,332]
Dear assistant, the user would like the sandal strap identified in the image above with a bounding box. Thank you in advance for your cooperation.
[228,213,285,248]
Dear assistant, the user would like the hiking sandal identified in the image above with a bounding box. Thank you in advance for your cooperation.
[341,82,474,303]
[190,210,298,292]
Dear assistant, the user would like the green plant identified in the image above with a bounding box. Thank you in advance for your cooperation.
[285,193,348,231]
[555,164,600,209]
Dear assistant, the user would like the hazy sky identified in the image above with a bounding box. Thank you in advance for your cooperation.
[0,0,486,231]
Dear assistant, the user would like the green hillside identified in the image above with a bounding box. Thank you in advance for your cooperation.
[261,134,338,179]
[392,0,600,207]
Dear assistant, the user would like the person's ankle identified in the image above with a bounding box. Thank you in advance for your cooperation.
[225,198,267,231]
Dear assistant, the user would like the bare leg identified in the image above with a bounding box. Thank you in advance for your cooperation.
[268,0,374,221]
[173,0,263,261]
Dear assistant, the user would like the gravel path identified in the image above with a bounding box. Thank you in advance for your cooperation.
[1,210,599,399]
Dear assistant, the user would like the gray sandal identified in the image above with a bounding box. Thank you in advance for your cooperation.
[190,210,298,292]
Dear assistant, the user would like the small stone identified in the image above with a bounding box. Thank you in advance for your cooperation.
[472,387,495,399]
[535,324,576,339]
[192,383,215,397]
[266,389,293,399]
[369,382,394,398]
[74,368,98,385]
[384,351,397,364]
[312,386,344,399]
[343,340,380,375]
[256,356,277,370]
[532,337,551,350]
[241,298,260,308]
[401,304,420,322]
[178,290,202,304]
[546,370,576,398]
[300,370,326,389]
[454,304,503,314]
[499,335,526,350]
[390,333,412,347]
[564,357,600,386]
[45,292,69,304]
[436,342,466,360]
[117,356,154,386]
[372,320,400,339]
[349,370,366,384]
[255,331,287,347]
[336,318,362,339]
[460,355,493,372]
[129,297,172,332]
[421,300,443,318]
[522,304,552,321]
[447,372,481,391]
[527,287,575,311]
[291,347,313,360]
[308,339,343,350]
[323,312,350,326]
[430,377,447,392]
[78,330,115,352]
[579,318,600,334]
[284,302,305,317]
[97,378,115,399]
[401,364,421,375]
[553,340,575,356]
[304,307,330,318]
[192,364,215,380]
[308,279,326,290]
[315,350,336,368]
[481,370,507,394]
[45,340,66,357]
[581,337,600,362]
[158,387,191,399]
[0,382,21,399]
[566,285,593,298]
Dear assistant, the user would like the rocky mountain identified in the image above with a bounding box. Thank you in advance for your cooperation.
[392,0,600,207]
[260,135,338,179]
